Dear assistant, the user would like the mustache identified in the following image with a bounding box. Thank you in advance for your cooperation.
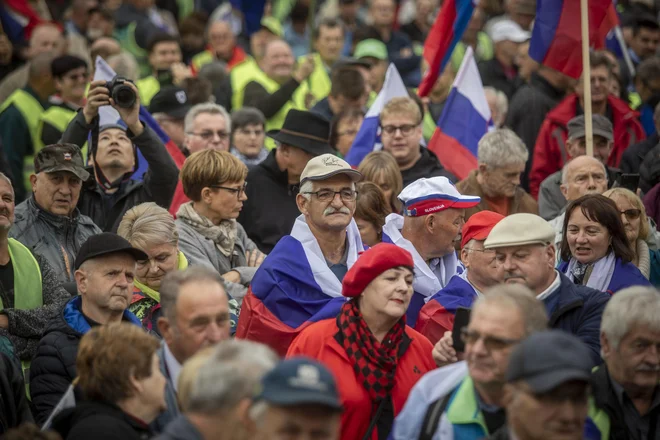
[323,206,351,216]
[637,364,660,372]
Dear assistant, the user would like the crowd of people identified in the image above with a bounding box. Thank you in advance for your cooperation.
[0,0,660,439]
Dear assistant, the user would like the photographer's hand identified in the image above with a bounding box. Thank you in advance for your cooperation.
[83,80,111,124]
[110,81,143,136]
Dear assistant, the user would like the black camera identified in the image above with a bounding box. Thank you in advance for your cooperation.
[105,75,136,109]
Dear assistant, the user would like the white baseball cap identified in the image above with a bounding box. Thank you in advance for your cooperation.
[398,177,480,217]
[490,19,531,43]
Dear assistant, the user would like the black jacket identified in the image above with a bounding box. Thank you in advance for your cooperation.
[310,97,335,121]
[639,142,660,194]
[51,400,153,440]
[0,353,33,434]
[237,149,301,253]
[61,111,179,232]
[401,146,456,188]
[477,58,524,101]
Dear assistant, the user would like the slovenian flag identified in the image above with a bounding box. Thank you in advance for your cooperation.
[529,0,616,79]
[0,0,43,44]
[427,47,492,180]
[345,64,408,167]
[417,0,475,97]
[236,216,364,356]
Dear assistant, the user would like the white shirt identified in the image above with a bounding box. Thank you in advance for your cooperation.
[536,270,561,302]
[163,343,182,392]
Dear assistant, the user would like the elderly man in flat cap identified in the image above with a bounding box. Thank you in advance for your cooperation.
[381,176,481,327]
[483,213,610,365]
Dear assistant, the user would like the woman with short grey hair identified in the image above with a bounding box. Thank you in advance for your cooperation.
[230,107,268,167]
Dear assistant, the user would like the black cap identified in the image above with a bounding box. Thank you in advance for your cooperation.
[506,330,593,394]
[267,110,335,156]
[149,86,191,119]
[254,357,342,410]
[74,233,148,270]
[35,144,90,181]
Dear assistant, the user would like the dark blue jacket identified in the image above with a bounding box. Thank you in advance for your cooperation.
[558,257,651,294]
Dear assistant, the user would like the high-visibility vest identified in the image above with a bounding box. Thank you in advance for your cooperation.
[230,58,262,110]
[302,53,332,104]
[136,75,161,107]
[192,50,214,74]
[451,33,494,72]
[38,105,89,160]
[175,0,194,21]
[0,89,45,192]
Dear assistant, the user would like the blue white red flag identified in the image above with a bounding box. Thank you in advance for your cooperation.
[427,47,492,180]
[0,0,43,44]
[236,216,365,356]
[345,64,407,167]
[417,0,476,97]
[529,0,616,79]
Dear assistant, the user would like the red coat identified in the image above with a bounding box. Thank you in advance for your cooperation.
[529,94,644,198]
[287,318,435,440]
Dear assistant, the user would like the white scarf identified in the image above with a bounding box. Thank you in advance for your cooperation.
[565,252,617,292]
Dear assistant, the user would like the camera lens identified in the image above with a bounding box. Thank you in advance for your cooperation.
[113,84,136,109]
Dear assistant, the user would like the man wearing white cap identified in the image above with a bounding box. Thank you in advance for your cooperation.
[484,213,610,365]
[237,154,364,356]
[479,19,529,100]
[381,176,481,327]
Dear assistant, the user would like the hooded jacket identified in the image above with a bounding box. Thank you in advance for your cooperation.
[401,146,456,189]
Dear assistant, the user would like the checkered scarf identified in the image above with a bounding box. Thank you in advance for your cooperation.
[336,300,405,405]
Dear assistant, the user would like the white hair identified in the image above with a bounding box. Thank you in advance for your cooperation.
[477,128,528,168]
[184,102,231,134]
[484,87,508,126]
[560,156,607,186]
[299,179,356,201]
[248,400,270,424]
[601,286,660,350]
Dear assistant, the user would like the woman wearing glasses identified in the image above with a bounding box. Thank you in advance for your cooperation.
[287,243,435,440]
[558,194,650,294]
[175,149,265,308]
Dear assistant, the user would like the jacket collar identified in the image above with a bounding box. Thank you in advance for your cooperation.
[547,273,585,325]
[62,296,142,335]
[28,195,82,228]
[261,149,292,187]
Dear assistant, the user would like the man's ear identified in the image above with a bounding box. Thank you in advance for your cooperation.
[29,174,37,192]
[296,194,309,214]
[74,269,87,296]
[600,331,612,360]
[460,248,471,267]
[560,183,568,198]
[424,213,436,235]
[236,398,256,433]
[157,316,173,345]
[478,163,488,175]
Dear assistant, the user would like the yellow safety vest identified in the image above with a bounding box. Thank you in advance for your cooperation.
[451,33,494,72]
[175,0,194,21]
[136,76,161,107]
[230,58,262,111]
[38,105,89,160]
[192,50,214,73]
[302,53,332,104]
[0,90,45,193]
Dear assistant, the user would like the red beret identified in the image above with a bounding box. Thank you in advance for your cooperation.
[460,211,505,249]
[342,243,414,298]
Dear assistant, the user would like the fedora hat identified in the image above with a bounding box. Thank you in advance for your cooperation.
[267,109,336,156]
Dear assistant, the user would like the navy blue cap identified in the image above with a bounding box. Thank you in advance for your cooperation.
[254,357,342,410]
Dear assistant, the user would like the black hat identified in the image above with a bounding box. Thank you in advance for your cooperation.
[74,233,148,270]
[506,330,593,394]
[267,110,335,156]
[149,86,191,119]
[35,144,90,181]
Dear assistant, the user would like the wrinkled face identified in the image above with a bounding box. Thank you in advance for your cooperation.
[149,41,182,70]
[610,195,642,245]
[566,208,611,264]
[32,171,82,217]
[297,175,357,232]
[631,28,660,60]
[135,354,168,414]
[466,303,525,387]
[134,242,179,290]
[315,26,344,64]
[0,179,15,231]
[495,244,556,294]
[602,324,660,394]
[507,380,589,440]
[56,66,89,102]
[355,217,381,247]
[480,163,525,198]
[380,113,422,167]
[259,404,342,440]
[566,135,612,164]
[335,116,363,157]
[96,128,135,173]
[461,239,504,288]
[209,21,235,59]
[576,66,611,104]
[360,267,414,320]
[201,179,247,221]
[78,253,136,314]
[429,209,465,258]
[162,280,231,363]
[233,123,265,158]
[185,113,230,153]
[30,26,66,57]
[371,0,395,27]
[262,41,295,80]
[561,160,608,202]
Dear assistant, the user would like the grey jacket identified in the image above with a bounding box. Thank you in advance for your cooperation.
[538,170,565,221]
[153,415,204,440]
[151,344,179,434]
[9,197,102,283]
[175,219,259,303]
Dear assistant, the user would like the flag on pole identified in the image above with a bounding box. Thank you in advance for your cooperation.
[0,0,43,43]
[528,0,617,79]
[417,0,476,97]
[427,47,492,180]
[344,64,408,167]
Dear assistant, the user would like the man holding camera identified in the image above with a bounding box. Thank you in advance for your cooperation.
[60,78,179,232]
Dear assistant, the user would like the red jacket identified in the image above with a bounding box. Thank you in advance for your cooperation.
[287,318,435,440]
[529,94,644,198]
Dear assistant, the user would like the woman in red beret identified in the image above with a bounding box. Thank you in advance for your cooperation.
[287,243,435,440]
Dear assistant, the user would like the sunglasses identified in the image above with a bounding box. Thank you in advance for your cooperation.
[620,209,641,220]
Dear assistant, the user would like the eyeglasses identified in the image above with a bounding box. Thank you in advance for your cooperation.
[380,123,419,136]
[460,328,521,351]
[188,130,230,141]
[209,182,247,198]
[620,209,642,220]
[303,189,358,203]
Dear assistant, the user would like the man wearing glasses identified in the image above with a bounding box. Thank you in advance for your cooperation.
[392,284,549,440]
[236,153,364,355]
[182,102,232,155]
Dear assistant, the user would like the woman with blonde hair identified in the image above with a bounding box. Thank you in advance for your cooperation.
[358,151,403,214]
[118,202,188,335]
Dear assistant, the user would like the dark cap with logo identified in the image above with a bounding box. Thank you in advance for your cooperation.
[567,114,613,141]
[254,357,342,410]
[74,232,148,270]
[34,143,90,181]
[149,86,191,119]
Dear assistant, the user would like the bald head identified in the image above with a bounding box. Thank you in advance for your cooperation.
[561,155,608,202]
[29,24,65,58]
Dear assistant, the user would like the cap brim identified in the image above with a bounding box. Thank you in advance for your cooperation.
[525,369,591,394]
[267,129,336,156]
[45,165,91,182]
[484,239,552,249]
[260,389,343,411]
[301,168,363,185]
[448,198,481,210]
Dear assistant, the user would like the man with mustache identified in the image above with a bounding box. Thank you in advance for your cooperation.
[589,286,660,440]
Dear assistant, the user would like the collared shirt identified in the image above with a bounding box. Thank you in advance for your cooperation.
[611,376,660,440]
[536,270,562,302]
[163,343,183,392]
[325,240,349,282]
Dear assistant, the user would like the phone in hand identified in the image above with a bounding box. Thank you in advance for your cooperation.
[618,173,640,193]
[452,307,472,353]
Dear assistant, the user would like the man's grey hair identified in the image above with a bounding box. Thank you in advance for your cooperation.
[299,179,356,201]
[0,172,13,192]
[601,286,660,350]
[483,87,508,126]
[560,156,607,186]
[159,266,226,321]
[474,284,549,336]
[477,128,528,168]
[184,103,231,134]
[186,340,278,414]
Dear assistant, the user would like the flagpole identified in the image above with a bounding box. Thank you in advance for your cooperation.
[580,0,593,157]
